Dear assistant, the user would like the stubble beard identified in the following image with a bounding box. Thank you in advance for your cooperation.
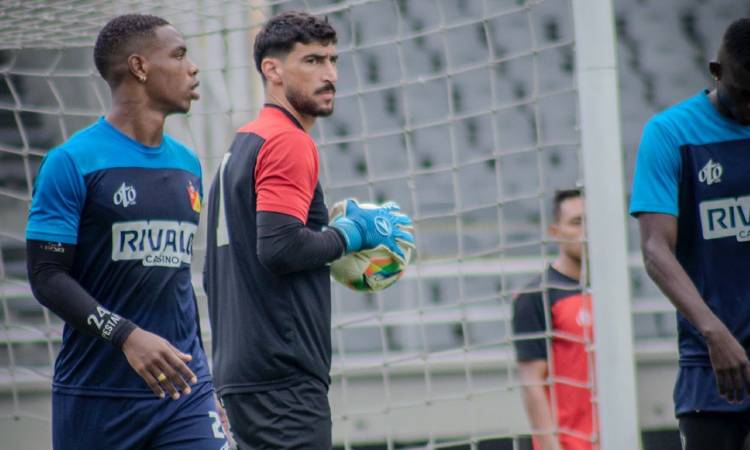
[286,85,334,118]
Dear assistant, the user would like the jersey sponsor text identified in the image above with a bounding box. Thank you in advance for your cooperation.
[700,195,750,241]
[112,220,196,267]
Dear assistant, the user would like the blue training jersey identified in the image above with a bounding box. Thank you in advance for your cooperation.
[631,91,750,412]
[26,118,211,397]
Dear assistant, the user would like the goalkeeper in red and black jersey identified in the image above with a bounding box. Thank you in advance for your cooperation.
[203,11,413,449]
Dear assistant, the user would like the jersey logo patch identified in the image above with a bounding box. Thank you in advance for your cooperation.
[698,159,723,186]
[112,220,196,267]
[187,181,201,213]
[576,308,592,327]
[700,195,750,241]
[113,182,137,208]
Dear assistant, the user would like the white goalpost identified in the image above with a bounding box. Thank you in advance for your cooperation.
[571,0,639,448]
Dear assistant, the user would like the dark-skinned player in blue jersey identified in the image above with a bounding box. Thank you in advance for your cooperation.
[26,14,228,450]
[632,18,750,450]
[204,11,414,450]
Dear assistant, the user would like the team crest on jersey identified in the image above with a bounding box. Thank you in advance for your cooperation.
[111,220,196,267]
[187,181,201,213]
[700,195,750,241]
[113,182,137,208]
[576,308,592,327]
[698,159,723,186]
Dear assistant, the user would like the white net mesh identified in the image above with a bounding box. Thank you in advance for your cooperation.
[1,0,599,448]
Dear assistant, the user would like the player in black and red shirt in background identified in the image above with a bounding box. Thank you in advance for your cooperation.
[203,11,413,449]
[512,189,595,450]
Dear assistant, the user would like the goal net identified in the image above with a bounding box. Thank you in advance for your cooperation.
[0,0,630,449]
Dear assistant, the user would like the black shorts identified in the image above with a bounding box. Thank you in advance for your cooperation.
[221,377,331,450]
[678,410,750,450]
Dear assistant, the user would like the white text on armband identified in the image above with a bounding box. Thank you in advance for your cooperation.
[111,221,197,268]
[87,306,121,340]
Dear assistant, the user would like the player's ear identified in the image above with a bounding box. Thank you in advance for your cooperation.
[261,58,282,84]
[127,54,148,84]
[709,61,722,81]
[548,222,560,240]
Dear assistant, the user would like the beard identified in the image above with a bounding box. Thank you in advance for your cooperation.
[285,84,335,117]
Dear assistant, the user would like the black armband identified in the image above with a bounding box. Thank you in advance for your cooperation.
[87,305,137,348]
[256,211,346,275]
[26,240,137,348]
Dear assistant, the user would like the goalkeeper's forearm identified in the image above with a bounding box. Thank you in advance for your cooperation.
[26,240,136,348]
[256,211,346,275]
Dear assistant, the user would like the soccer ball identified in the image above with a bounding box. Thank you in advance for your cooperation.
[329,200,413,292]
[331,245,411,292]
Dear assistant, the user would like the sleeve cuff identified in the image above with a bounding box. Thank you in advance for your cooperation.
[26,229,77,245]
[256,204,308,224]
[629,203,678,218]
[110,319,137,349]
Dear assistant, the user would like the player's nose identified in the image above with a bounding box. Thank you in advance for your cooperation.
[188,58,199,75]
[323,60,337,84]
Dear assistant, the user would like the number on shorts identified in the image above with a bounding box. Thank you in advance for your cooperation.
[208,411,225,439]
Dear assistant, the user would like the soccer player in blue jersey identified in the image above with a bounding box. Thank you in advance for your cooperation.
[631,18,750,450]
[203,11,414,449]
[26,14,227,450]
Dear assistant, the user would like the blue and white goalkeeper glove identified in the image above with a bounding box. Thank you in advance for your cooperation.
[329,199,415,260]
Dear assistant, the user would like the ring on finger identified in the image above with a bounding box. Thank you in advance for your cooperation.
[157,373,167,382]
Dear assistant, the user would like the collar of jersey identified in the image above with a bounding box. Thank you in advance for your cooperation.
[98,117,168,155]
[699,90,749,131]
[263,103,304,130]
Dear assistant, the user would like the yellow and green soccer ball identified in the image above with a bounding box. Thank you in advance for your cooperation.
[329,200,414,292]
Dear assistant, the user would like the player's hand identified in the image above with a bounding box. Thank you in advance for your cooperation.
[121,327,197,400]
[704,324,750,403]
[329,199,415,260]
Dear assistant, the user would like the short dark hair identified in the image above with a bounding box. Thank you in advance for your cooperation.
[723,18,750,70]
[94,14,170,84]
[553,188,583,222]
[253,11,337,78]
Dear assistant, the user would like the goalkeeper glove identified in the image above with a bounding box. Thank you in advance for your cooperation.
[329,199,415,260]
